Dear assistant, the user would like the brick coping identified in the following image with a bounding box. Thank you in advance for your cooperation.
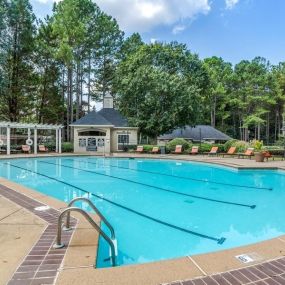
[166,258,285,285]
[0,184,77,285]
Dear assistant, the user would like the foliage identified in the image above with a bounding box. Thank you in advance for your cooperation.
[202,57,232,129]
[250,139,263,151]
[115,42,209,138]
[274,136,285,147]
[231,140,250,152]
[62,142,73,152]
[223,139,238,151]
[166,138,191,152]
[192,143,225,153]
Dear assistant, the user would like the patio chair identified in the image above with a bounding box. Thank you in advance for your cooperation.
[135,146,144,153]
[237,148,254,159]
[189,146,199,155]
[172,145,183,154]
[22,145,31,154]
[39,145,48,153]
[205,146,219,156]
[151,146,159,154]
[262,151,272,161]
[220,146,237,157]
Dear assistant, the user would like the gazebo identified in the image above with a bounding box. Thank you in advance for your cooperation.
[0,122,63,155]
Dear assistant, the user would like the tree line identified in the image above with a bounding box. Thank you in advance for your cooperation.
[1,0,285,144]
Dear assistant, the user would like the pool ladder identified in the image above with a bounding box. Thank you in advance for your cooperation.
[53,197,117,267]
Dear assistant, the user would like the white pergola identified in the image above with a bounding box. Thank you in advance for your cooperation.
[0,122,63,155]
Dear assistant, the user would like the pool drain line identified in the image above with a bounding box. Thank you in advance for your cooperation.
[38,160,256,209]
[78,158,272,191]
[6,162,225,244]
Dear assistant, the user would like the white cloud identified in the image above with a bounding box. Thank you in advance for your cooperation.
[95,0,211,32]
[150,38,157,44]
[172,25,186,34]
[225,0,239,10]
[33,0,211,33]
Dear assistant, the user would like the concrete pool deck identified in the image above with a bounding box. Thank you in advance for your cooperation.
[1,153,285,284]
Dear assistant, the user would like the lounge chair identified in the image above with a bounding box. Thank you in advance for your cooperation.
[151,146,159,154]
[262,151,272,161]
[205,146,219,156]
[135,146,144,153]
[189,146,199,155]
[238,148,254,159]
[220,146,237,157]
[172,145,183,154]
[22,145,31,154]
[39,145,48,152]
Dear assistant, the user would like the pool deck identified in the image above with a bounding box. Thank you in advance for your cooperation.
[1,153,285,285]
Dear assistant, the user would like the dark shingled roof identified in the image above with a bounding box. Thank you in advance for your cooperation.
[71,108,129,127]
[97,108,128,127]
[158,125,231,141]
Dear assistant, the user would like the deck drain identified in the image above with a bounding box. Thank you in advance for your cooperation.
[34,205,50,211]
[235,252,263,264]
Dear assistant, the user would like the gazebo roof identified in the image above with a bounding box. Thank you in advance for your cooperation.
[158,125,231,141]
[71,109,129,127]
[0,121,63,130]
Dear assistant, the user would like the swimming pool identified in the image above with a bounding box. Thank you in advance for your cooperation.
[0,156,284,268]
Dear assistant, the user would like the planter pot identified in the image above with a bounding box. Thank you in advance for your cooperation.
[255,152,265,162]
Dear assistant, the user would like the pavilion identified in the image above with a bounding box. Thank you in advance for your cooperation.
[0,122,63,155]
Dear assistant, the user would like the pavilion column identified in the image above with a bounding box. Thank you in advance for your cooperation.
[7,126,10,155]
[56,129,59,153]
[34,128,37,155]
[58,128,62,154]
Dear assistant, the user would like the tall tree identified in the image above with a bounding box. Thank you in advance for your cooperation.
[203,57,232,129]
[92,13,123,101]
[230,57,277,141]
[52,0,95,139]
[34,17,63,124]
[0,0,36,122]
[115,42,209,137]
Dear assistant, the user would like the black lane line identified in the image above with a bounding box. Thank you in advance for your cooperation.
[77,158,272,191]
[5,162,226,244]
[38,160,256,209]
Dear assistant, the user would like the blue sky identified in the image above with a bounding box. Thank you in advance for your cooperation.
[31,0,285,65]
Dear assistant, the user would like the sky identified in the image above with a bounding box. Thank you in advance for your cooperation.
[30,0,285,65]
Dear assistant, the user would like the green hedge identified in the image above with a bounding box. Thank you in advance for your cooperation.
[62,142,73,152]
[166,138,191,152]
[189,143,225,153]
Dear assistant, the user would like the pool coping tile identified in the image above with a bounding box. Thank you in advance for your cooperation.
[0,184,77,285]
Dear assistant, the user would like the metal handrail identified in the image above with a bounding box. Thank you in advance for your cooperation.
[64,197,115,239]
[53,207,117,267]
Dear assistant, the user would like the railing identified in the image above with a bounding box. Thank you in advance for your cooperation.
[64,197,115,239]
[53,198,117,267]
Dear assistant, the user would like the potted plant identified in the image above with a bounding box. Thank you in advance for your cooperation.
[251,140,264,162]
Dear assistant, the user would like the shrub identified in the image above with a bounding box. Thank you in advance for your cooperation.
[166,138,191,152]
[250,139,263,151]
[44,142,56,151]
[232,140,249,152]
[274,136,285,147]
[224,139,238,151]
[62,142,73,152]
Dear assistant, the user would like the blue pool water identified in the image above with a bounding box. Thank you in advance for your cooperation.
[0,157,285,267]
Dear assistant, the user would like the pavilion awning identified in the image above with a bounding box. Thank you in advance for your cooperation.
[0,122,63,130]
